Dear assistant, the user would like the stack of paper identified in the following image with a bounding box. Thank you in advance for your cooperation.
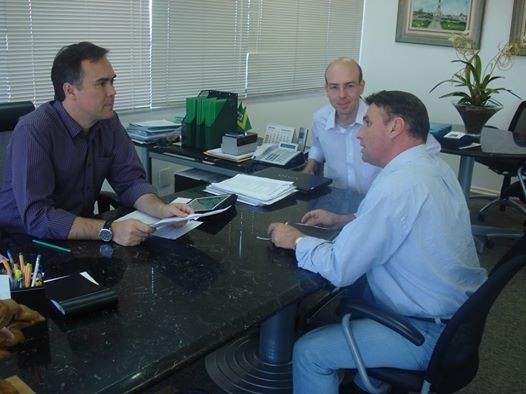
[127,120,181,144]
[204,147,253,163]
[205,174,296,206]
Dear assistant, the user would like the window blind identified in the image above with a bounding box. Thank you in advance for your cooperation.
[0,0,363,110]
[0,0,150,110]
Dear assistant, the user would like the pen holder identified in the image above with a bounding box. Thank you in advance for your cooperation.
[11,285,48,317]
[9,286,51,366]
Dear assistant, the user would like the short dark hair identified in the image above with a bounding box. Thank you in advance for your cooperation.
[51,42,109,101]
[365,90,429,141]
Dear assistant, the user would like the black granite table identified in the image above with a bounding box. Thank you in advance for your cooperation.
[439,126,526,200]
[0,187,362,393]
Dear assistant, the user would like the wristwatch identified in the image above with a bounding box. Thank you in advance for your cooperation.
[99,219,114,242]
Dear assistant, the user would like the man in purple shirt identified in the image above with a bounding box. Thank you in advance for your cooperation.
[0,42,191,246]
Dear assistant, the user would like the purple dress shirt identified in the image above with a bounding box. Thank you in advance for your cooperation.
[0,100,156,239]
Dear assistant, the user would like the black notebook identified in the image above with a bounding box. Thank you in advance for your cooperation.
[45,272,118,317]
[254,167,332,193]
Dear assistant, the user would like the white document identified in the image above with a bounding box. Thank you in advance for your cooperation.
[115,197,199,240]
[152,205,231,229]
[205,174,296,206]
[129,119,179,129]
[0,275,10,300]
[115,197,232,239]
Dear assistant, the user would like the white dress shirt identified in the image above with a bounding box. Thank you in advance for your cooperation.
[296,145,487,318]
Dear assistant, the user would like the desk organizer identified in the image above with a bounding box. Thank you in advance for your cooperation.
[11,285,48,317]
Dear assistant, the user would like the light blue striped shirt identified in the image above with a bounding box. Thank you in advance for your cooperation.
[297,145,487,318]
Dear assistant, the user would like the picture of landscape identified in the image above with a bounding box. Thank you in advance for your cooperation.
[409,0,471,32]
[396,0,484,47]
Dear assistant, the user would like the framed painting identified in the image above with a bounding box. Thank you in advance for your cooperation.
[510,0,526,55]
[395,0,486,48]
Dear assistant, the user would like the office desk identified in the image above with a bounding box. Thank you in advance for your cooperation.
[146,145,306,182]
[0,187,359,394]
[440,126,526,200]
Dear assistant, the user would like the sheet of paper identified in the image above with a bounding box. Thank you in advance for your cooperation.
[152,205,231,229]
[154,221,202,239]
[0,275,10,300]
[114,197,204,240]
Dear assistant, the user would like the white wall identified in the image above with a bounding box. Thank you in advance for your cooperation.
[361,0,526,193]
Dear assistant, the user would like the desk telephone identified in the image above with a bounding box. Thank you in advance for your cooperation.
[253,124,309,166]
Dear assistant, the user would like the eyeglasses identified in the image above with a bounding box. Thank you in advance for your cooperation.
[326,82,361,93]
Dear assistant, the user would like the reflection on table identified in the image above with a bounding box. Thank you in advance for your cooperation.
[0,186,355,393]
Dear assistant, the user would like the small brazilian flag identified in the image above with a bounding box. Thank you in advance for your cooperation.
[237,103,252,132]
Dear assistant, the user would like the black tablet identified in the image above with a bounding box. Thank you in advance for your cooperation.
[187,194,237,213]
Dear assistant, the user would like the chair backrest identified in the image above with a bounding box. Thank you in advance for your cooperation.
[424,250,526,392]
[510,101,526,146]
[0,101,35,184]
[0,101,35,132]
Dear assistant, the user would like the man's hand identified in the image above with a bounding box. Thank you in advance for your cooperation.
[267,222,304,250]
[301,209,353,229]
[112,219,155,246]
[159,203,194,227]
[302,159,319,175]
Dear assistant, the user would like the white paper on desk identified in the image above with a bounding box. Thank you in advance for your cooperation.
[115,197,202,240]
[0,275,10,300]
[152,205,231,229]
[459,143,481,149]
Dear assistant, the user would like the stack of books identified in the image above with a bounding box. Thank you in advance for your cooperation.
[205,174,296,206]
[127,120,181,144]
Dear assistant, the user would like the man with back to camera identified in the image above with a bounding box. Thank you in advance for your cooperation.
[269,90,487,393]
[0,42,192,246]
[303,57,441,193]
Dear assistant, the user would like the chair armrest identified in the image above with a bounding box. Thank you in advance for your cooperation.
[344,302,424,346]
[340,305,424,394]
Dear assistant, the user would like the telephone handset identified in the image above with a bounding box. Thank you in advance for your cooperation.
[295,127,309,152]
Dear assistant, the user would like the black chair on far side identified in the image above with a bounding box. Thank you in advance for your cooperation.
[1,101,36,185]
[473,101,526,225]
[0,101,36,132]
[339,236,526,394]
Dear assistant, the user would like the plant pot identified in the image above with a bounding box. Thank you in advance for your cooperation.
[453,103,502,135]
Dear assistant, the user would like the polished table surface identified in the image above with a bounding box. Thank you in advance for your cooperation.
[0,187,361,393]
[439,126,526,199]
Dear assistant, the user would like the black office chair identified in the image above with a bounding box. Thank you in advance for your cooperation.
[473,101,526,224]
[339,237,526,394]
[0,101,35,132]
[1,101,36,185]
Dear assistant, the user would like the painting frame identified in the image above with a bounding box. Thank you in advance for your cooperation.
[510,0,526,55]
[395,0,486,48]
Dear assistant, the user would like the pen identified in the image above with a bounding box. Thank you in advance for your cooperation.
[7,250,15,266]
[19,252,26,269]
[32,239,71,253]
[31,254,41,287]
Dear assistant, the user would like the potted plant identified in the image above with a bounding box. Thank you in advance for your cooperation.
[430,34,521,135]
